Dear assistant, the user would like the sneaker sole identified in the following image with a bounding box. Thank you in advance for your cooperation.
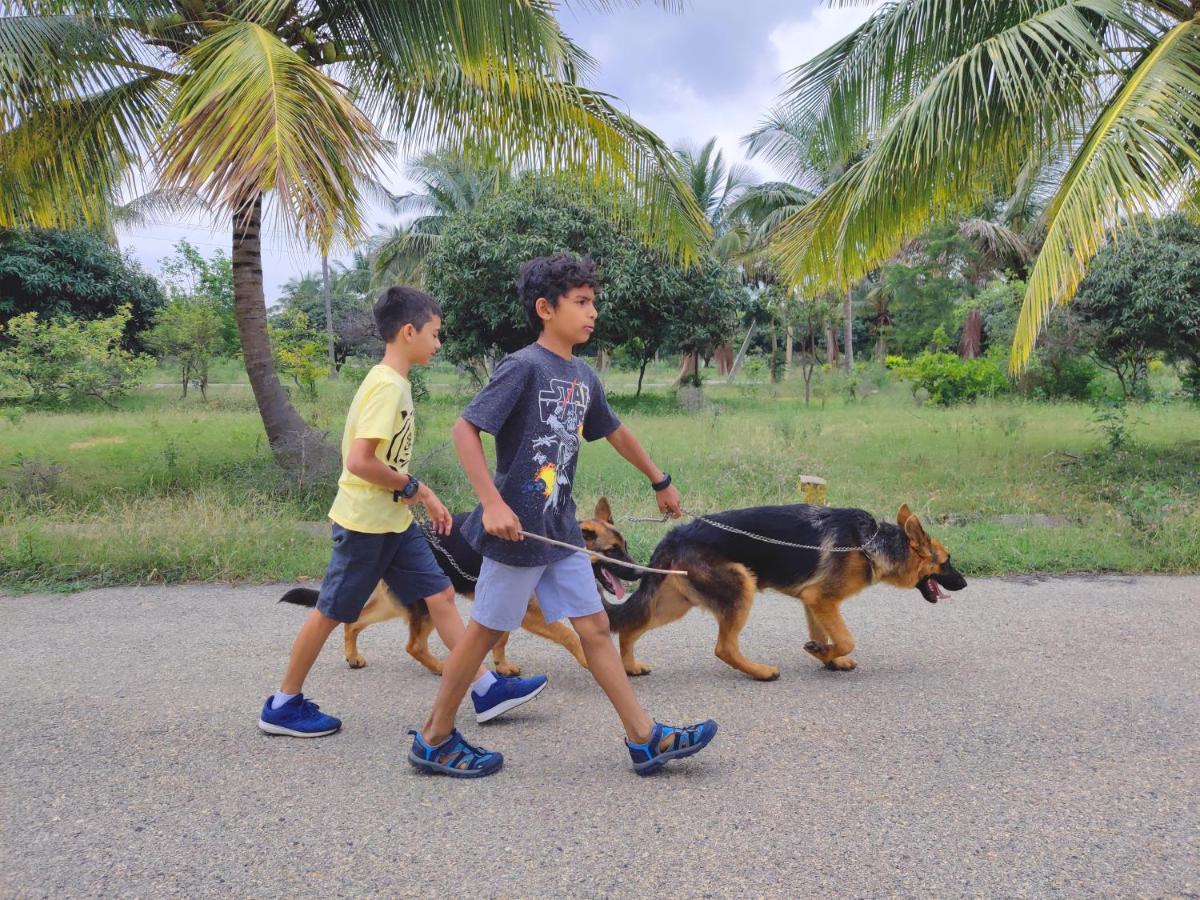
[258,719,341,738]
[633,724,718,775]
[407,751,503,778]
[475,680,548,724]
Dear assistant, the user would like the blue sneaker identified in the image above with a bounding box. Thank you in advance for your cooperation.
[625,719,718,775]
[258,694,342,737]
[408,729,503,778]
[472,674,549,723]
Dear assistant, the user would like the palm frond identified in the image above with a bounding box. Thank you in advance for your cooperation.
[159,21,385,249]
[770,0,1135,291]
[1011,16,1200,368]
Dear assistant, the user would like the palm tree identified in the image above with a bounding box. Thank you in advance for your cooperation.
[368,150,509,287]
[1,1,705,470]
[743,106,863,370]
[767,0,1200,371]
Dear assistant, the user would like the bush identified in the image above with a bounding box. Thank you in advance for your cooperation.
[1028,354,1100,401]
[0,307,153,406]
[142,300,225,399]
[893,351,1010,405]
[268,308,329,400]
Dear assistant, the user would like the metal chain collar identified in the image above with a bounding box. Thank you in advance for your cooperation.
[413,513,479,583]
[625,506,881,554]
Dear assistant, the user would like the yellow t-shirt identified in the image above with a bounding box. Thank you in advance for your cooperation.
[328,365,415,534]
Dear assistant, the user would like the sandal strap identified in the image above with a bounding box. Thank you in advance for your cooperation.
[410,728,495,770]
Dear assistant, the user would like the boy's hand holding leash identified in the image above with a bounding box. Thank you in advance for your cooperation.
[653,472,682,519]
[482,499,524,542]
[406,482,452,535]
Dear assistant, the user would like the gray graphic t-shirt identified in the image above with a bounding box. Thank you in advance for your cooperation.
[461,343,621,566]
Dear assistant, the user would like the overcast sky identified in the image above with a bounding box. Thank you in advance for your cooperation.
[114,1,880,302]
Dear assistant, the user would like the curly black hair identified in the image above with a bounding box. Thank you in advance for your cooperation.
[373,285,443,342]
[516,253,599,332]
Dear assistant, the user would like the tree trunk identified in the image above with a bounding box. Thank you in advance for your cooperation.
[232,195,338,475]
[769,329,778,383]
[713,343,734,375]
[637,356,650,397]
[321,251,338,378]
[843,288,854,372]
[726,322,757,381]
[784,325,794,378]
[959,309,982,359]
[826,324,840,367]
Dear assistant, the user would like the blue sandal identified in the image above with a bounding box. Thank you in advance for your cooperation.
[408,728,503,778]
[625,719,718,775]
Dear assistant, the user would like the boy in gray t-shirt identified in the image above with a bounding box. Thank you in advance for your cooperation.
[409,253,718,777]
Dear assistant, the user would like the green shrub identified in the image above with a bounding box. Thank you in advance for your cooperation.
[893,351,1010,406]
[0,307,153,406]
[1029,355,1101,401]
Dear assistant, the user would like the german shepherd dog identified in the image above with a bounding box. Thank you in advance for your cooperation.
[279,499,640,676]
[602,503,967,680]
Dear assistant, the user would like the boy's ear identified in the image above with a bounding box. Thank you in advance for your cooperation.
[594,496,613,524]
[535,296,553,321]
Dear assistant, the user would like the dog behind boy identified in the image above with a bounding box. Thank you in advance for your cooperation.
[604,503,967,680]
[279,498,641,676]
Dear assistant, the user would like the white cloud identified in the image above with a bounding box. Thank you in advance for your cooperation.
[768,3,884,74]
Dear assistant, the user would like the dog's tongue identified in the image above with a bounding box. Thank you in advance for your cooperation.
[930,578,949,601]
[603,569,626,599]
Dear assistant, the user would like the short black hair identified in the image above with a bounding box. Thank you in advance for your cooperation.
[516,253,599,331]
[373,286,442,342]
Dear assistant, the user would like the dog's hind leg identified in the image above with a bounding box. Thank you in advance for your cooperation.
[344,585,403,669]
[404,605,443,675]
[619,578,693,676]
[800,590,856,671]
[713,566,780,681]
[517,597,588,670]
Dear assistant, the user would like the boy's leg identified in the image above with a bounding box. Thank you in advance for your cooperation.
[280,609,342,694]
[421,619,506,744]
[571,610,653,744]
[424,587,489,682]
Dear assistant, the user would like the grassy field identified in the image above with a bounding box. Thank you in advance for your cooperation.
[2,361,1198,592]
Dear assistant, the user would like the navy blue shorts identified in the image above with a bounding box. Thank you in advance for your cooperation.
[316,522,453,623]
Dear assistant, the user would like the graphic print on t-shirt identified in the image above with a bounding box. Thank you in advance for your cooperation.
[385,408,413,467]
[526,377,589,511]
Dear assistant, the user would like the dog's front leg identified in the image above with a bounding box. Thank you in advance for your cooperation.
[801,596,856,671]
[491,631,521,676]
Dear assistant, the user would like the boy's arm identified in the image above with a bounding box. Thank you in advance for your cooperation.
[451,417,523,541]
[345,438,453,534]
[605,424,683,518]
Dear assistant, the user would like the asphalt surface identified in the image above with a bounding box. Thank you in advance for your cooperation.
[2,576,1197,898]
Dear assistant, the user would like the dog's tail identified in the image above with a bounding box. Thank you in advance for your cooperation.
[279,587,319,608]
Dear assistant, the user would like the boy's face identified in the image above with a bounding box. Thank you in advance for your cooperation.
[540,285,597,346]
[404,315,442,365]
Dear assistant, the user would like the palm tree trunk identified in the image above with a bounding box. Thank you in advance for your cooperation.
[321,252,338,379]
[843,288,854,372]
[232,194,338,475]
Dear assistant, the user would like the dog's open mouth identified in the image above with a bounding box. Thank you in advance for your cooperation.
[918,576,949,603]
[600,567,626,600]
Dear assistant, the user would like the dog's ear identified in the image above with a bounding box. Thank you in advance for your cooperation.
[903,512,932,557]
[594,496,613,524]
[896,503,913,527]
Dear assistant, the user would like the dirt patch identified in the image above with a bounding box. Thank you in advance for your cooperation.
[68,437,128,450]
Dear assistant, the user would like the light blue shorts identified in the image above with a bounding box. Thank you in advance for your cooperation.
[471,551,604,632]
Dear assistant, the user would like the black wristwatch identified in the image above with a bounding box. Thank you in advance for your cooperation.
[397,474,421,501]
[651,472,672,492]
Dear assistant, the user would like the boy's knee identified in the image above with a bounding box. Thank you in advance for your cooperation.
[426,585,456,607]
[573,611,611,643]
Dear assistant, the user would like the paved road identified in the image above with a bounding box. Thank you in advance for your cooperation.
[2,576,1197,898]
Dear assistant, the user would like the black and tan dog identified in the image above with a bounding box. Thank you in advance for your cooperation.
[279,498,640,676]
[603,503,967,680]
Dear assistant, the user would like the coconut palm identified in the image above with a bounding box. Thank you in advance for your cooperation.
[767,0,1200,371]
[1,0,705,469]
[368,150,510,287]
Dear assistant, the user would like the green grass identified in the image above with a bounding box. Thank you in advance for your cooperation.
[2,364,1198,592]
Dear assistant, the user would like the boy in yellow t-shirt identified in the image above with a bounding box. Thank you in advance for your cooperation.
[259,287,548,738]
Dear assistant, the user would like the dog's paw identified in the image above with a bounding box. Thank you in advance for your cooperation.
[494,661,521,677]
[824,657,857,672]
[803,640,829,659]
[625,660,652,676]
[346,654,367,669]
[753,666,781,682]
